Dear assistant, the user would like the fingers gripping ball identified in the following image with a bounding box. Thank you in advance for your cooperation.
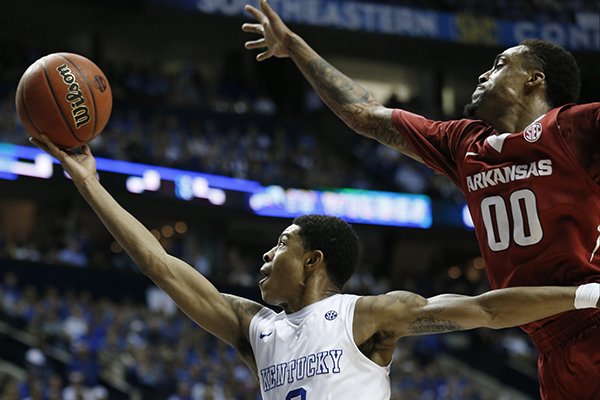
[16,53,112,149]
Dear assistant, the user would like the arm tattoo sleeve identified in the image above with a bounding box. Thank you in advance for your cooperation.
[306,59,372,106]
[303,58,418,157]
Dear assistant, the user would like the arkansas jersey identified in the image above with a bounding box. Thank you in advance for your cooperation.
[249,294,390,400]
[392,103,600,333]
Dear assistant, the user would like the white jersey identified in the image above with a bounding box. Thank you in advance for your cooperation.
[249,294,391,400]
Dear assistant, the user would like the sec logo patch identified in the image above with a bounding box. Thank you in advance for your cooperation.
[324,310,338,320]
[524,122,542,143]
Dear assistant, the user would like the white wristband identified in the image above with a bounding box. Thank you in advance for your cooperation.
[574,283,600,309]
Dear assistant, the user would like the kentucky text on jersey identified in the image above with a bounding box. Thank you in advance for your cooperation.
[259,349,343,392]
[466,159,552,192]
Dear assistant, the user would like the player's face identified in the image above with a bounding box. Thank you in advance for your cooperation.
[464,45,532,122]
[259,224,309,307]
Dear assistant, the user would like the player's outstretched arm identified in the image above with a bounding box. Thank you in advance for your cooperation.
[242,0,422,161]
[357,284,599,341]
[30,135,264,351]
[351,284,596,366]
[404,285,600,334]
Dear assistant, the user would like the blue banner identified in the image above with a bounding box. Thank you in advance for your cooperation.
[0,143,432,228]
[249,186,432,228]
[153,0,599,51]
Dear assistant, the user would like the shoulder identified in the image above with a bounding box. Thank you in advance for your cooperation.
[222,294,268,334]
[392,109,491,152]
[353,292,426,344]
[561,102,600,112]
[355,291,425,325]
[357,291,425,310]
[393,109,488,131]
[553,103,600,142]
[223,294,265,317]
[556,102,600,122]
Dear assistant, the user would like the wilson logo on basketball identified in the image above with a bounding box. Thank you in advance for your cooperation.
[524,122,542,143]
[56,64,91,129]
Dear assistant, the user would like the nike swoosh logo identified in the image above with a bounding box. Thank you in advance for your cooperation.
[466,152,478,156]
[259,332,273,339]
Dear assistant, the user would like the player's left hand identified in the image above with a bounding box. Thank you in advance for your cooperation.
[29,135,98,184]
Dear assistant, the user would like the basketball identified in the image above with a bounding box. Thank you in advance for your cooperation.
[15,52,112,149]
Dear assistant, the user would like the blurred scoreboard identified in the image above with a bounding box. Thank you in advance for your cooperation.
[0,142,473,229]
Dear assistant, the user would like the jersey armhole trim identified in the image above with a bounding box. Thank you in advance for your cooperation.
[346,296,393,372]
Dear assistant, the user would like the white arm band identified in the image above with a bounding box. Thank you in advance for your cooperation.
[574,283,600,309]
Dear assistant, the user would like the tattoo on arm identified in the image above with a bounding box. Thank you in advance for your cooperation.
[380,130,412,148]
[223,294,261,370]
[306,59,386,136]
[408,314,462,335]
[307,59,371,106]
[392,295,463,334]
[304,58,418,156]
[223,294,263,322]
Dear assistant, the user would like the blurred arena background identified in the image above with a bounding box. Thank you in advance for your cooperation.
[0,0,598,399]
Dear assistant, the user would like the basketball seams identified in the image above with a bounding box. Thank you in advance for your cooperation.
[40,58,84,144]
[60,53,98,135]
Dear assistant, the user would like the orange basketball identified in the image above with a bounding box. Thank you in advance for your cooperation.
[15,52,112,149]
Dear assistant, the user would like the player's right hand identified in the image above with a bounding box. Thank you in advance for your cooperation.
[29,134,98,184]
[242,0,292,61]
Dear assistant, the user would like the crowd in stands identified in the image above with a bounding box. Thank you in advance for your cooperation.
[0,267,530,400]
[0,196,535,399]
[2,1,597,200]
[0,41,464,202]
[2,1,585,395]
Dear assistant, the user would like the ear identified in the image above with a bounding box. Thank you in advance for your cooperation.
[304,250,324,271]
[526,70,545,90]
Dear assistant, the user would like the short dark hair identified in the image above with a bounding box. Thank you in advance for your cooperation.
[520,39,581,107]
[292,215,359,289]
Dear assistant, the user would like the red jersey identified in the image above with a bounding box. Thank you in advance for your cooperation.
[392,103,600,333]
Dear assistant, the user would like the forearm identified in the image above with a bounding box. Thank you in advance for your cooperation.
[475,286,581,329]
[244,2,415,152]
[286,35,393,141]
[418,285,598,333]
[72,174,261,347]
[74,175,166,273]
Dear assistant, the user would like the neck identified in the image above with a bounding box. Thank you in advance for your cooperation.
[487,98,552,133]
[283,278,341,314]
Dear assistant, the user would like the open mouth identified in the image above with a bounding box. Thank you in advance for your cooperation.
[259,266,270,285]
